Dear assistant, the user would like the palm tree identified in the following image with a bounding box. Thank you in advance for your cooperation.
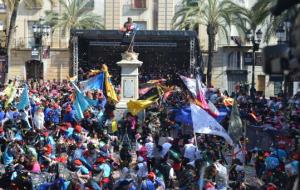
[44,0,104,36]
[230,0,273,42]
[172,0,240,87]
[4,0,20,51]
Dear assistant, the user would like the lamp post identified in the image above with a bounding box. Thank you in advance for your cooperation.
[32,18,51,62]
[276,20,292,99]
[246,29,262,99]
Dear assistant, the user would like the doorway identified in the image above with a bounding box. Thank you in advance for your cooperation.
[257,75,266,94]
[25,60,43,80]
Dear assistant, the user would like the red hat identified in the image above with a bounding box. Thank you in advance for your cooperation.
[43,144,52,155]
[74,159,82,166]
[74,125,82,133]
[148,172,156,180]
[96,157,106,163]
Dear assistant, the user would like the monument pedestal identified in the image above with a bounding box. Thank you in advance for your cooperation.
[115,52,143,119]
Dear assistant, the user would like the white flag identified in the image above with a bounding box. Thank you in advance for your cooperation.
[191,103,233,145]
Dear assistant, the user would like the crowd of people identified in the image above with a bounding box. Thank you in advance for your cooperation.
[0,73,298,190]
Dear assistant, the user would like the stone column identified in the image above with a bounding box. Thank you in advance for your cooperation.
[115,52,143,119]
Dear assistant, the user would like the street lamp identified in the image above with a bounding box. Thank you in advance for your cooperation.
[246,29,263,99]
[32,18,51,62]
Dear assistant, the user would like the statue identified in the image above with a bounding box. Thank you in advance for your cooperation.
[120,17,137,53]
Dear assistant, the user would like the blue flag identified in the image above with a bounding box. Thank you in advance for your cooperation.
[71,81,91,119]
[79,72,105,92]
[174,106,193,125]
[16,85,30,110]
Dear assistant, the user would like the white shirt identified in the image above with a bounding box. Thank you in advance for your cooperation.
[160,142,172,157]
[145,142,155,158]
[33,112,44,129]
[184,143,197,161]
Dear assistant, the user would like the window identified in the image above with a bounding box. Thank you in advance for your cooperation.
[27,21,36,48]
[132,0,147,9]
[0,4,6,13]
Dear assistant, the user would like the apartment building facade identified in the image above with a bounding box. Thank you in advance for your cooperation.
[6,0,179,81]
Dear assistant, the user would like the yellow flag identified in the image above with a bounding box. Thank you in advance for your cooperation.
[127,99,155,115]
[111,120,118,133]
[103,66,118,103]
[3,84,17,107]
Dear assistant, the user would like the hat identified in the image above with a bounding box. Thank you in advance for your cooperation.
[74,159,82,166]
[148,172,156,180]
[74,125,82,133]
[96,157,106,163]
[43,144,52,155]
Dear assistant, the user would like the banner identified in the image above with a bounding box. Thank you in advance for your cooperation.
[191,103,233,145]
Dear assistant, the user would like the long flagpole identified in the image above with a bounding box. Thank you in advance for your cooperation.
[243,120,247,185]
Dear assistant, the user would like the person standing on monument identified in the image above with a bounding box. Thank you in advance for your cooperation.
[121,17,136,52]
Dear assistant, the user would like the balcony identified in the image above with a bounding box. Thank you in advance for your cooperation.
[0,4,6,13]
[12,37,69,49]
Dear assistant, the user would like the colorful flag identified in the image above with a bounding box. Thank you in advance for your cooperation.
[127,99,156,115]
[3,83,17,107]
[228,100,243,144]
[70,81,91,119]
[79,72,105,92]
[175,103,233,145]
[139,86,163,100]
[195,75,209,110]
[16,85,30,110]
[191,103,233,145]
[102,65,118,103]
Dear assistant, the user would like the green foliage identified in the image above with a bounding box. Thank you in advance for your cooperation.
[44,0,104,35]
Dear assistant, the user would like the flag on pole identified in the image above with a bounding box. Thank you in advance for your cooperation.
[79,72,105,92]
[228,100,243,144]
[127,99,156,115]
[102,65,119,103]
[70,81,91,119]
[195,75,209,110]
[191,103,233,145]
[3,83,17,107]
[175,103,233,145]
[16,85,30,110]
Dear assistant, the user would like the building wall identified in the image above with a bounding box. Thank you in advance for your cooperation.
[157,0,174,30]
[9,48,69,81]
[105,0,121,29]
[7,0,106,81]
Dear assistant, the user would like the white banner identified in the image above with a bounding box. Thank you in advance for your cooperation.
[191,103,233,145]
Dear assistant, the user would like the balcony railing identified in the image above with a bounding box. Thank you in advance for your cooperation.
[0,4,6,13]
[12,37,69,49]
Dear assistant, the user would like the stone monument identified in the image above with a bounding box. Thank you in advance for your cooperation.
[115,51,143,119]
